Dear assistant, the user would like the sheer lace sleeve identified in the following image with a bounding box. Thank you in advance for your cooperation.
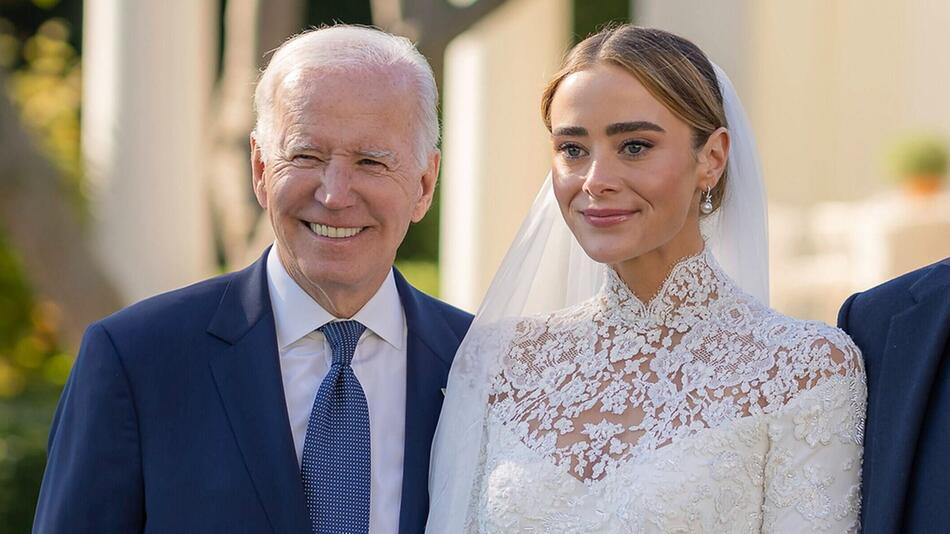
[762,330,866,533]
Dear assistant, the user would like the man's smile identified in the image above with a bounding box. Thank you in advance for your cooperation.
[304,221,366,239]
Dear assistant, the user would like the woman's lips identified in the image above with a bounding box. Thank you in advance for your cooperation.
[580,208,637,228]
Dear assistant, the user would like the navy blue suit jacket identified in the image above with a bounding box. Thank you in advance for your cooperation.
[838,258,950,534]
[33,250,473,533]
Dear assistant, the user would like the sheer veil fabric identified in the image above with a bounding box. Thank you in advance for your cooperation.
[426,64,772,531]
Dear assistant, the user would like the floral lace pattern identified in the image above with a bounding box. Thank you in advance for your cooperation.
[471,249,866,533]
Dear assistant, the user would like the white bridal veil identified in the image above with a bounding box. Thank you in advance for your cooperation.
[425,63,769,532]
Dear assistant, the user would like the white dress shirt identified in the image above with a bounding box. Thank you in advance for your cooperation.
[266,247,407,534]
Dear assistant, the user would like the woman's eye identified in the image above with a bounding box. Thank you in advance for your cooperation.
[621,141,650,156]
[559,143,587,159]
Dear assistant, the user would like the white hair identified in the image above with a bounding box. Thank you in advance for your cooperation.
[253,25,440,170]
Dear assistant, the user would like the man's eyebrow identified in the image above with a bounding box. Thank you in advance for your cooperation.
[355,149,395,160]
[605,121,665,136]
[284,141,322,153]
[552,126,588,136]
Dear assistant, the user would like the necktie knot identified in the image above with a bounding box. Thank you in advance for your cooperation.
[318,320,366,367]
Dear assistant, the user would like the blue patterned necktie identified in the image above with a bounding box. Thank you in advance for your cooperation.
[301,320,371,534]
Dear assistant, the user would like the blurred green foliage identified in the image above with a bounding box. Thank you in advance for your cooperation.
[2,17,84,210]
[0,3,82,531]
[573,0,630,43]
[398,185,441,263]
[395,259,440,297]
[0,231,71,397]
[888,133,948,180]
[0,229,70,531]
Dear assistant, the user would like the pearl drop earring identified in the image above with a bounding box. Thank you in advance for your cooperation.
[700,187,714,215]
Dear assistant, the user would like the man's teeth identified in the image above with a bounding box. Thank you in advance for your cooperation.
[309,223,364,239]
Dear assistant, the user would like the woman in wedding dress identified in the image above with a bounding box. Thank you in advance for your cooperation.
[427,25,866,533]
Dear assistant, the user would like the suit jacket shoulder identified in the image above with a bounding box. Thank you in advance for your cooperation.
[91,277,225,374]
[99,270,229,330]
[840,258,950,342]
[411,288,474,339]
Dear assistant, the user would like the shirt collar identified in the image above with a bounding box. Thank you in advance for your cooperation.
[265,245,405,351]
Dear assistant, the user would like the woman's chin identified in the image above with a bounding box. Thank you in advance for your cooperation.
[578,243,640,266]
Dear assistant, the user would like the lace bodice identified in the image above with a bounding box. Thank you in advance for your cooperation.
[467,249,866,533]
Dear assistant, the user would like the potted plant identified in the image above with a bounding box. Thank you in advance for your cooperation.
[888,134,948,196]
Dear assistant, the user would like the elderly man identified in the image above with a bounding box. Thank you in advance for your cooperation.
[33,26,472,534]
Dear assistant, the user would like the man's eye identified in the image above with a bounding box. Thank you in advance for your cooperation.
[293,154,321,163]
[358,159,385,167]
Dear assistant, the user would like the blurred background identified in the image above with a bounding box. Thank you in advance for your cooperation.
[1,0,949,529]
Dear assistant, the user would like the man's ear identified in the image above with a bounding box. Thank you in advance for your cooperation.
[250,133,268,209]
[410,149,440,223]
[697,127,730,191]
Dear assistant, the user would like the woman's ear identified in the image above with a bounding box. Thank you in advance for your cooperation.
[697,127,730,190]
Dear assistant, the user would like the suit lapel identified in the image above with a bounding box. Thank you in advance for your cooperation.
[864,261,950,534]
[393,269,458,534]
[206,251,310,534]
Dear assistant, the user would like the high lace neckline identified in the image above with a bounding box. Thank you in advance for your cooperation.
[602,245,727,323]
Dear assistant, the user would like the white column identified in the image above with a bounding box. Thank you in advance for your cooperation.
[83,0,216,303]
[440,0,571,311]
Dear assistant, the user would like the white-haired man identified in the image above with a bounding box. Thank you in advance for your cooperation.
[33,25,472,534]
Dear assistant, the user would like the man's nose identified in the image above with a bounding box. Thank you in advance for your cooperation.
[582,158,622,197]
[316,161,356,209]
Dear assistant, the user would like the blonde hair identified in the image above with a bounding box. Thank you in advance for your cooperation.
[541,25,728,210]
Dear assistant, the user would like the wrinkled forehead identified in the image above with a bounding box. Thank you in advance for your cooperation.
[275,65,415,114]
[272,65,419,152]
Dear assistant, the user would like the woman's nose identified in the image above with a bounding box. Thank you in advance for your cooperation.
[582,158,621,197]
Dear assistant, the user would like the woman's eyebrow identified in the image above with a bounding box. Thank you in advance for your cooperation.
[552,126,588,136]
[605,121,665,136]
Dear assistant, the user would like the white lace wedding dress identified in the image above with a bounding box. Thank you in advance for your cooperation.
[466,248,866,533]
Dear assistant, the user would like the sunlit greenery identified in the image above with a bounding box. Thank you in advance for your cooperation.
[0,234,71,397]
[4,17,83,210]
[888,133,948,180]
[0,5,80,531]
[0,229,69,530]
[395,259,440,297]
[573,0,629,43]
[0,11,79,405]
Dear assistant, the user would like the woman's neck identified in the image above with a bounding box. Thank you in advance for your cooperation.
[612,229,706,303]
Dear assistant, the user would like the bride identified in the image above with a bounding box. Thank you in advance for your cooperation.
[427,25,866,533]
